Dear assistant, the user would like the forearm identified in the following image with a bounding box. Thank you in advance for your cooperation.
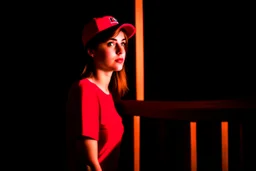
[85,159,102,171]
[86,164,102,171]
[84,139,102,171]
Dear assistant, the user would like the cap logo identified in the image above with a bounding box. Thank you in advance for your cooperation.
[109,17,118,24]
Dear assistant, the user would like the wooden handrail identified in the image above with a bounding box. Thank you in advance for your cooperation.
[117,99,256,121]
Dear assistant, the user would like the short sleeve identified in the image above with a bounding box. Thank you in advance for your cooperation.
[80,81,99,140]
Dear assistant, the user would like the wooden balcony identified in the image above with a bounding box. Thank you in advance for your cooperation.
[116,99,256,171]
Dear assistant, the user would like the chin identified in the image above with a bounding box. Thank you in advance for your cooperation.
[114,67,123,71]
[113,64,124,71]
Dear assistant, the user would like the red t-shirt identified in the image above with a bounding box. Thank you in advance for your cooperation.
[66,78,124,171]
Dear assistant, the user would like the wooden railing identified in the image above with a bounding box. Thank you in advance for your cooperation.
[116,99,256,171]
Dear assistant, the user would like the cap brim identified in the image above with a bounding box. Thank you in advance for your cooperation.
[118,23,136,39]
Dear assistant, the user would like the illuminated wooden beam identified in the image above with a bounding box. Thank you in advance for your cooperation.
[221,122,229,171]
[134,0,144,171]
[190,122,197,171]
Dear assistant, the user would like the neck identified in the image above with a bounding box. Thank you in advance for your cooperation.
[89,70,113,94]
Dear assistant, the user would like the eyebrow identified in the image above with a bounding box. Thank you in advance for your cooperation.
[109,38,126,41]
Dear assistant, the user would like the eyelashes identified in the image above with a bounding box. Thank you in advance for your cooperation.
[107,42,127,47]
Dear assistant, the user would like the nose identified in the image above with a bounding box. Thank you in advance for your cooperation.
[116,43,125,54]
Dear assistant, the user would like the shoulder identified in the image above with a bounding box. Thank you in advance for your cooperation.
[68,78,97,97]
[71,78,94,90]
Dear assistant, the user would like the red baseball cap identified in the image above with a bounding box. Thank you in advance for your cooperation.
[82,16,136,47]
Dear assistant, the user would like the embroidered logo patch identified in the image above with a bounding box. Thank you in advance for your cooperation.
[109,17,118,24]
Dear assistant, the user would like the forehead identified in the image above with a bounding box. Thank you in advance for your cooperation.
[112,30,126,39]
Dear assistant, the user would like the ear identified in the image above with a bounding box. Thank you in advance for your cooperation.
[87,49,95,58]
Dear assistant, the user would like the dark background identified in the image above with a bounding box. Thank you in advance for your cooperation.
[49,0,256,106]
[9,0,255,170]
[58,0,255,102]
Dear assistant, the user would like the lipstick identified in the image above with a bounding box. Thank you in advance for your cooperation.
[115,58,124,63]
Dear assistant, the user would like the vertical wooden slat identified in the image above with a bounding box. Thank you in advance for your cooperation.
[239,123,243,170]
[221,122,229,171]
[190,122,197,171]
[133,116,140,171]
[134,0,144,171]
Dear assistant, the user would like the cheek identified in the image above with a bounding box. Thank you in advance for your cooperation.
[95,50,107,59]
[101,48,112,56]
[94,49,113,63]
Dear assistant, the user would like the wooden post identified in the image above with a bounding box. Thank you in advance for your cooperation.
[134,0,144,171]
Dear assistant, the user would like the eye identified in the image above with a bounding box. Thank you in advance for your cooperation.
[121,42,127,46]
[107,42,115,47]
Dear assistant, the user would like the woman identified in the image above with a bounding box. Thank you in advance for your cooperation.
[66,16,136,171]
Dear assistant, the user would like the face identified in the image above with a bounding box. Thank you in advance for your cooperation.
[90,31,127,72]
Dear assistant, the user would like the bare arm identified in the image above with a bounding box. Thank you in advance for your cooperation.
[84,138,102,171]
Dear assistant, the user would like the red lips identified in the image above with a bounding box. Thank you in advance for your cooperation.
[115,58,124,63]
